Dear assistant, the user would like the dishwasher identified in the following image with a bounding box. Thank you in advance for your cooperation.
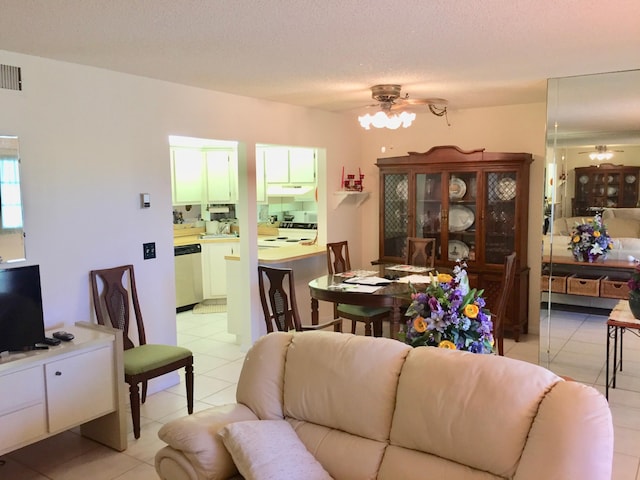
[174,243,203,311]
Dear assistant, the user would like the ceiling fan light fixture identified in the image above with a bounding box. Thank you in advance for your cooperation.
[589,145,614,161]
[358,110,416,130]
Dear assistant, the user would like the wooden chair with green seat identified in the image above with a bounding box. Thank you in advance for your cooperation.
[406,237,436,268]
[258,265,342,333]
[90,264,194,439]
[326,241,391,336]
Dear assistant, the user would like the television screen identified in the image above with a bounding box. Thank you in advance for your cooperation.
[0,265,46,353]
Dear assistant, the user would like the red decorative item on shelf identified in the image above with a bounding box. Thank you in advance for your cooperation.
[342,170,365,191]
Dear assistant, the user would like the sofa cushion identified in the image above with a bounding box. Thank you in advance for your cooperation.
[282,332,411,442]
[602,207,640,221]
[388,347,560,478]
[219,420,333,480]
[603,217,640,238]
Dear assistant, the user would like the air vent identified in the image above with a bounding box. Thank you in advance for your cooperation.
[0,64,22,91]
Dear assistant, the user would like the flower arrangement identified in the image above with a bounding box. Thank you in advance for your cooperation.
[627,264,640,296]
[401,261,494,354]
[568,214,613,263]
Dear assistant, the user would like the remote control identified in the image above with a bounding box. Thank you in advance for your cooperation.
[42,336,62,346]
[52,331,75,342]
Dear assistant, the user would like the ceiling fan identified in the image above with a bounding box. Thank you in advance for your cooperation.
[357,84,450,129]
[578,145,624,161]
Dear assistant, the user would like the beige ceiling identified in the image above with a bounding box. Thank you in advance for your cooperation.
[1,0,639,113]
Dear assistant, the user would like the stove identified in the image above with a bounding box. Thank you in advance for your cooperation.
[278,222,317,230]
[258,222,317,247]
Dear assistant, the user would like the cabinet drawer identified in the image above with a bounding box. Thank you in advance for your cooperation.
[45,346,115,433]
[0,365,44,415]
[600,277,631,299]
[0,403,47,453]
[567,274,603,297]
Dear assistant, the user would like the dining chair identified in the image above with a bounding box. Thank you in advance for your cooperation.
[406,237,436,268]
[493,252,517,356]
[326,241,390,336]
[90,264,194,439]
[258,265,342,333]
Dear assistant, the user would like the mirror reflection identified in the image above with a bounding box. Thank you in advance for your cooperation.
[0,135,25,263]
[542,70,640,394]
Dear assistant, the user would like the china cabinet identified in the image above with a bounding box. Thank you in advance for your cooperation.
[376,145,532,339]
[572,164,639,216]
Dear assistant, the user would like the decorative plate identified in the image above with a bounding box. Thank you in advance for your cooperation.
[607,186,618,196]
[448,240,470,261]
[395,179,408,200]
[626,175,636,184]
[579,175,589,184]
[449,177,467,199]
[496,177,517,201]
[448,205,475,232]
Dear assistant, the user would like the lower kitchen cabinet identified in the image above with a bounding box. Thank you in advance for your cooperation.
[202,241,240,299]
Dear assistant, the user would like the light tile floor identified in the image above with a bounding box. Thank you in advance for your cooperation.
[1,308,638,479]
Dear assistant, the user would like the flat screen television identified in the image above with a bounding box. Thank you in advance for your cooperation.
[0,264,46,353]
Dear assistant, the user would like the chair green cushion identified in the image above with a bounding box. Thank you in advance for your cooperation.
[124,344,192,376]
[337,304,390,318]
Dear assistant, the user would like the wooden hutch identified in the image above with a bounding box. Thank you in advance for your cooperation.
[376,145,532,340]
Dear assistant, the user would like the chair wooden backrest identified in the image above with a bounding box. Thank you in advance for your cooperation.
[327,241,351,274]
[90,264,144,350]
[406,237,436,268]
[258,265,303,333]
[493,252,517,356]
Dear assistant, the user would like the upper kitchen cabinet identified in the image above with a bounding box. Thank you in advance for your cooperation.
[171,148,205,205]
[376,145,532,340]
[263,146,316,184]
[205,149,238,203]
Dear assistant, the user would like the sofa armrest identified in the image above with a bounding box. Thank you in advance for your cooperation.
[156,403,259,480]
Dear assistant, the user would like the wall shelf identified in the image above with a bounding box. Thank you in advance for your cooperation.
[333,191,370,208]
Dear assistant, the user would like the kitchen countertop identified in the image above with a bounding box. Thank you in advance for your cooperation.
[225,243,325,263]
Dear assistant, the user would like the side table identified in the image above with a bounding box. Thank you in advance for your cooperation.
[606,300,640,400]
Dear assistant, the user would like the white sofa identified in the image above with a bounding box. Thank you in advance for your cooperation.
[543,207,640,261]
[155,331,613,480]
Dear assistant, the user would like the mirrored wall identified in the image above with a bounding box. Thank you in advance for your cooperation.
[541,70,640,384]
[0,135,25,263]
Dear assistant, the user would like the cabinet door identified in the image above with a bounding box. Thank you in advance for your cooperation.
[202,242,239,298]
[256,152,266,203]
[380,172,409,260]
[206,150,237,203]
[483,170,518,265]
[445,171,478,263]
[264,147,290,183]
[172,148,204,204]
[415,172,443,262]
[288,148,316,183]
[45,346,115,433]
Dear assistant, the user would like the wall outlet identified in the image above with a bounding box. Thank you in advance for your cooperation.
[143,242,156,260]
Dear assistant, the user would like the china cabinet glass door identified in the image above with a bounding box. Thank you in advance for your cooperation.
[382,172,408,259]
[484,170,517,264]
[415,172,443,261]
[445,171,478,263]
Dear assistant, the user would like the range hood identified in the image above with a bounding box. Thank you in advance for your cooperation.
[266,185,315,197]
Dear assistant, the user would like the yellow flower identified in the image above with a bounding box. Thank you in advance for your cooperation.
[572,235,580,243]
[413,316,427,333]
[437,273,452,283]
[438,340,457,349]
[593,231,601,238]
[464,304,479,319]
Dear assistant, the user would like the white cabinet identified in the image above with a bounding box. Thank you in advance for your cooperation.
[45,346,114,433]
[206,149,238,203]
[0,323,125,456]
[263,147,316,184]
[202,241,239,298]
[171,148,205,205]
[256,153,266,203]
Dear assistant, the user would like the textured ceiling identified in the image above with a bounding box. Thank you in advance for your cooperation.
[1,0,639,114]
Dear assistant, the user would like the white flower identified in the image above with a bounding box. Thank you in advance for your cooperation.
[590,243,604,255]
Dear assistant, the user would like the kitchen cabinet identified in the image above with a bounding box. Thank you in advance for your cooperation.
[376,145,532,339]
[572,163,639,216]
[202,241,240,298]
[206,149,238,203]
[263,146,316,184]
[0,323,125,456]
[171,148,205,205]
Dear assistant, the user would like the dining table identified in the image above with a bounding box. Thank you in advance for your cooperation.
[308,269,433,340]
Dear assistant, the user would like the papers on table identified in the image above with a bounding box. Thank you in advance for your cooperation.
[343,276,393,286]
[326,283,383,293]
[396,274,434,284]
[333,270,377,278]
[386,264,433,273]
